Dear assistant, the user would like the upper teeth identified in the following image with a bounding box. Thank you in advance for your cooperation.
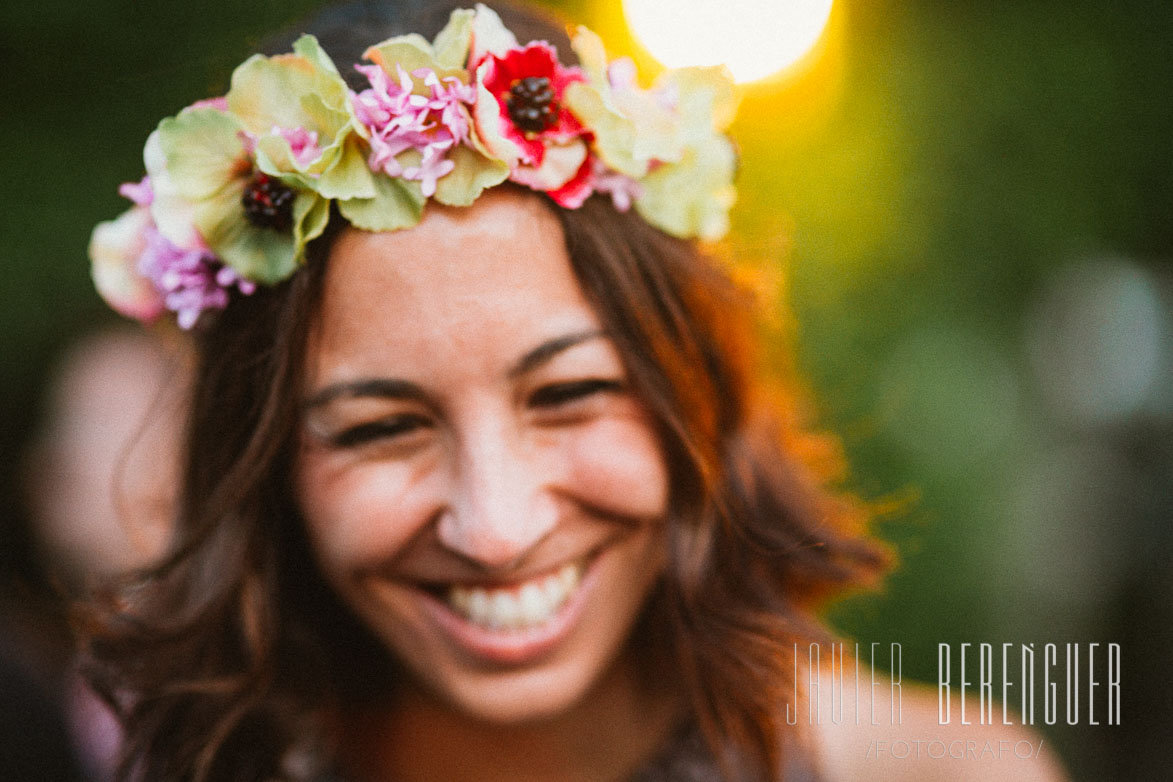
[447,560,583,631]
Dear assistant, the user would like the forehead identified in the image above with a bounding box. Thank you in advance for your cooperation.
[309,190,600,380]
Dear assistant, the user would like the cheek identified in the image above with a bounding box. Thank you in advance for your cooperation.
[295,446,434,572]
[564,413,669,520]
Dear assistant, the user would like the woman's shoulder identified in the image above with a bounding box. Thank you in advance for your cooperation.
[803,664,1069,782]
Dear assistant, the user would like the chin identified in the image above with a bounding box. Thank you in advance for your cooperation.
[434,661,603,725]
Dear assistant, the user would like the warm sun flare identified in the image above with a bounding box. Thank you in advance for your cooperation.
[622,0,834,83]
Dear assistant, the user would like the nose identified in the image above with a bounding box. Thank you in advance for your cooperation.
[435,419,558,570]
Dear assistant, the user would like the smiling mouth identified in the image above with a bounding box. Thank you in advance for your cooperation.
[441,558,585,632]
[402,548,610,665]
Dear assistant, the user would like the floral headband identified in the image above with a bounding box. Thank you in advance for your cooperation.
[89,4,738,329]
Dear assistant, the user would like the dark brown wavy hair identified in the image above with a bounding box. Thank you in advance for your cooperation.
[80,2,885,780]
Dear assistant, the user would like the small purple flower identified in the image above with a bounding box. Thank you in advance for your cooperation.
[137,226,255,329]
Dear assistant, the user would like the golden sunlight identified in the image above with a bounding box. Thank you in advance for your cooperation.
[621,0,834,83]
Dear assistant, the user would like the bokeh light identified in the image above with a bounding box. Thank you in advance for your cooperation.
[1025,258,1168,427]
[621,0,834,83]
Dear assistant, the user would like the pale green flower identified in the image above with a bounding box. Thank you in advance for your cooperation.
[146,106,328,284]
[635,66,739,240]
[558,28,738,239]
[562,28,681,179]
[228,35,375,202]
[144,37,376,284]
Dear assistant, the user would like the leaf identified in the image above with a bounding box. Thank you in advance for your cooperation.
[338,174,426,232]
[312,136,378,200]
[433,144,509,207]
[292,192,331,263]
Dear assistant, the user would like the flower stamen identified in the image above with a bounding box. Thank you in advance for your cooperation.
[241,174,295,231]
[506,76,557,134]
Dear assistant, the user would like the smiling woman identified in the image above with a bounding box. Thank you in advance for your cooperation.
[296,192,672,726]
[79,2,900,781]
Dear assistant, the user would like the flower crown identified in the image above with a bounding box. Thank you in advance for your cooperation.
[89,4,738,329]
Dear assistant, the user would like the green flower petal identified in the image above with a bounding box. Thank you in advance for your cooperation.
[312,136,378,200]
[293,192,331,259]
[433,144,509,207]
[657,66,739,138]
[156,109,248,201]
[365,35,467,84]
[89,206,163,320]
[563,82,642,178]
[292,34,343,80]
[193,185,323,284]
[222,227,299,284]
[252,134,329,185]
[228,38,349,137]
[569,25,609,86]
[635,134,737,241]
[189,180,247,251]
[227,35,362,197]
[211,212,298,285]
[365,35,434,74]
[432,8,475,69]
[338,174,426,232]
[565,27,682,177]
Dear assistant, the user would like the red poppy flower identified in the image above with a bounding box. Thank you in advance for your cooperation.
[475,42,587,168]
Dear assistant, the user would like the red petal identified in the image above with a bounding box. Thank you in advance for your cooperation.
[482,42,560,95]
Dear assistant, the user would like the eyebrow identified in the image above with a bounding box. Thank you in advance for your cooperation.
[302,329,606,410]
[507,329,604,379]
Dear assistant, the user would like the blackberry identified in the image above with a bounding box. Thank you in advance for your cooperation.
[241,174,295,232]
[506,76,557,133]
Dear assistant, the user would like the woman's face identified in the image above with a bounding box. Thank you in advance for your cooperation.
[296,190,670,724]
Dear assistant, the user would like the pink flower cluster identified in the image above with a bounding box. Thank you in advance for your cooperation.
[352,64,476,196]
[138,227,256,329]
[119,177,256,329]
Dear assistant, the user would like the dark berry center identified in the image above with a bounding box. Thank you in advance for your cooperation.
[506,76,557,134]
[241,174,295,232]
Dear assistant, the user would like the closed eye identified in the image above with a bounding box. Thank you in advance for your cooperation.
[329,415,431,448]
[528,379,625,408]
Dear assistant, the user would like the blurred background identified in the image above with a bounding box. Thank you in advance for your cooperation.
[1,0,1169,778]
